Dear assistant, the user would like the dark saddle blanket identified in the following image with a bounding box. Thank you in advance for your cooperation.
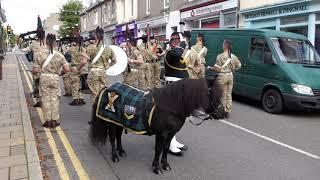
[96,82,154,135]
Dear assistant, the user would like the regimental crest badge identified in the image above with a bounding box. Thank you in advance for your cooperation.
[105,92,119,113]
[124,105,137,120]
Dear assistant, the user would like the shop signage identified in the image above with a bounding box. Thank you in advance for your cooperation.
[181,0,237,19]
[244,3,308,20]
[137,17,167,29]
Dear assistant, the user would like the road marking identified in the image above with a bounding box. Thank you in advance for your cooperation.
[220,120,320,159]
[18,57,71,180]
[19,56,90,180]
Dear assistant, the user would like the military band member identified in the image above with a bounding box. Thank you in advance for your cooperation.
[187,34,208,79]
[164,32,189,156]
[68,37,88,106]
[209,40,241,118]
[32,34,70,128]
[123,38,144,87]
[62,45,72,96]
[86,27,117,104]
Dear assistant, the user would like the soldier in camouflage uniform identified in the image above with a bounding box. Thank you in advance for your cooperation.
[123,38,144,87]
[137,35,161,91]
[62,45,72,96]
[67,39,88,106]
[32,34,70,128]
[187,34,208,79]
[86,27,116,104]
[29,41,46,107]
[209,40,241,117]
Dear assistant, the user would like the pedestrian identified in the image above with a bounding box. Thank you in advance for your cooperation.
[86,26,117,104]
[68,37,88,106]
[208,40,241,118]
[32,34,70,128]
[164,32,189,156]
[123,38,144,87]
[187,33,208,79]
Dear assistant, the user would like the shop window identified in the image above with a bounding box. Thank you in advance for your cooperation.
[250,38,272,63]
[281,26,308,37]
[201,18,219,28]
[223,13,236,27]
[280,15,308,25]
[316,13,320,21]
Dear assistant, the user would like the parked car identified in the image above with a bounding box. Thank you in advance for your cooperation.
[191,29,320,114]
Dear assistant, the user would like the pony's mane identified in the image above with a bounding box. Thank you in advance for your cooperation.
[151,79,209,118]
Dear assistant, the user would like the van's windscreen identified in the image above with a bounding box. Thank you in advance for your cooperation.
[270,37,320,64]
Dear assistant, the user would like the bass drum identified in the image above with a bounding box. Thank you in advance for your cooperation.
[106,45,128,76]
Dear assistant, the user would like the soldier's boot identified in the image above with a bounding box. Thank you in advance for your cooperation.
[33,102,42,108]
[51,120,60,128]
[42,120,52,128]
[63,93,72,97]
[79,99,86,105]
[69,99,80,106]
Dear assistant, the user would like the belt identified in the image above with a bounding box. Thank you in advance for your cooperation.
[165,76,181,82]
[41,73,59,77]
[90,68,104,71]
[219,72,232,74]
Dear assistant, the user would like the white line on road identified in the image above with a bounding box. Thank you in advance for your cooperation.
[220,120,320,159]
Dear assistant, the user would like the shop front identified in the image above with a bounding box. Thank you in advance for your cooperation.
[240,0,320,53]
[115,21,137,45]
[180,0,238,30]
[137,16,167,43]
[103,25,116,46]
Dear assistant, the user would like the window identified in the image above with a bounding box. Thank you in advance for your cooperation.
[103,5,107,22]
[250,38,272,63]
[164,0,169,9]
[83,17,86,29]
[223,12,236,27]
[146,0,150,15]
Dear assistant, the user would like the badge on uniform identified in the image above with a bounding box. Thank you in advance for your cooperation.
[105,92,119,113]
[124,105,137,120]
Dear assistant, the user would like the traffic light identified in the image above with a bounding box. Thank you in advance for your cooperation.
[7,25,12,36]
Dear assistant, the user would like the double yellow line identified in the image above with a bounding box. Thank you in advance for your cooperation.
[18,56,89,180]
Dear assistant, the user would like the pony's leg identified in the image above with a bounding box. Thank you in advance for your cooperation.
[152,134,164,175]
[161,133,175,171]
[108,125,119,162]
[116,126,127,157]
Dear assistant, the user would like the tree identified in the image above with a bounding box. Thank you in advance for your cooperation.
[58,0,84,37]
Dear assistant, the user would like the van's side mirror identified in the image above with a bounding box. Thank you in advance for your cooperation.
[264,52,276,65]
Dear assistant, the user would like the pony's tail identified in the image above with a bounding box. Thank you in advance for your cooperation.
[89,97,109,146]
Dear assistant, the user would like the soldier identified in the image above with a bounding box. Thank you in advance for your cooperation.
[86,27,117,104]
[32,34,70,128]
[62,44,72,96]
[123,38,144,87]
[209,40,241,118]
[68,37,88,106]
[29,40,45,107]
[164,32,189,156]
[187,34,208,79]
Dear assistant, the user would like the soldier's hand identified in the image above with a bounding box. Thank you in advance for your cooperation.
[72,67,79,73]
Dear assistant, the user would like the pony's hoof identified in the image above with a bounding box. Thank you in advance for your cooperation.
[162,164,171,171]
[112,156,120,163]
[152,166,163,175]
[119,151,127,157]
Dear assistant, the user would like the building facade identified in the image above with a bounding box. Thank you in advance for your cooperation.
[239,0,320,53]
[43,13,63,37]
[180,0,238,30]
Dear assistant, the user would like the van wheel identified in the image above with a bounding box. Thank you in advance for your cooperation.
[262,89,283,114]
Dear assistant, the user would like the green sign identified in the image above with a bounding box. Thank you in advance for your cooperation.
[245,4,308,20]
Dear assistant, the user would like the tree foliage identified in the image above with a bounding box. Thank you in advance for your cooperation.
[58,0,84,37]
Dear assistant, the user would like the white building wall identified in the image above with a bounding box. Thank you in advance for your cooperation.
[240,0,286,10]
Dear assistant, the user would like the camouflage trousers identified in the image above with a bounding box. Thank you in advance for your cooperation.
[39,74,60,121]
[137,62,161,91]
[70,71,83,100]
[123,70,138,87]
[188,64,205,79]
[62,72,72,95]
[87,69,107,104]
[216,73,233,113]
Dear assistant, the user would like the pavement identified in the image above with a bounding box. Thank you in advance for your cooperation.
[0,53,42,180]
[13,52,320,180]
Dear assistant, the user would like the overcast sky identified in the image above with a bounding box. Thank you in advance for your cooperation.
[2,0,90,33]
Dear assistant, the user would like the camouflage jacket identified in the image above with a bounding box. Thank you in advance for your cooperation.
[215,53,241,73]
[86,44,116,70]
